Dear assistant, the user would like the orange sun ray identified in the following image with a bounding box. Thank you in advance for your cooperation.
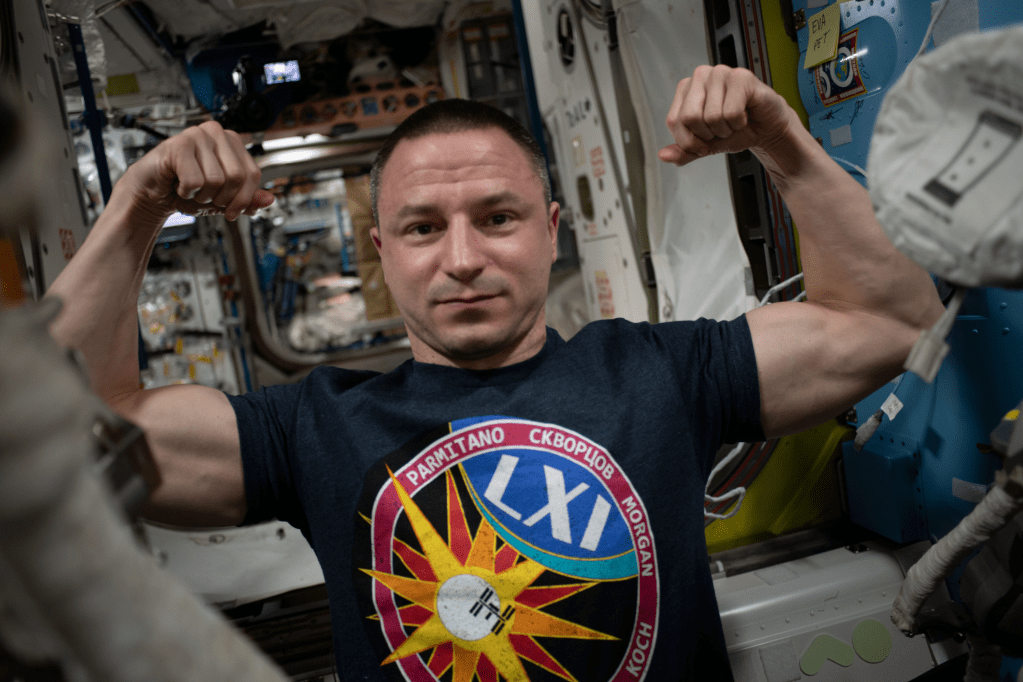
[511,604,618,641]
[465,514,497,572]
[452,644,481,682]
[360,569,437,609]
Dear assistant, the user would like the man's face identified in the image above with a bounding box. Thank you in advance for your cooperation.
[372,127,559,368]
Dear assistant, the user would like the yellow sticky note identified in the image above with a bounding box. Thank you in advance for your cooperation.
[804,3,841,69]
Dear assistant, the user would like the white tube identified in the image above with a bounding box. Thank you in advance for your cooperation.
[891,465,1023,635]
[963,633,1001,682]
[705,442,747,520]
[0,299,289,682]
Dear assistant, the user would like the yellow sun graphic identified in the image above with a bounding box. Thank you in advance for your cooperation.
[361,466,618,682]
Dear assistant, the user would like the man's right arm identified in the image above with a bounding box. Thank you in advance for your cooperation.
[45,121,274,527]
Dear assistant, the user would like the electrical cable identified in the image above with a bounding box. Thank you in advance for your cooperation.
[833,156,869,180]
[757,272,804,307]
[919,0,953,57]
[705,442,747,520]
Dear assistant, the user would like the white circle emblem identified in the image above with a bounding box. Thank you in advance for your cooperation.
[436,574,504,641]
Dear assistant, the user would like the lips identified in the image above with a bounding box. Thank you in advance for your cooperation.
[437,294,498,305]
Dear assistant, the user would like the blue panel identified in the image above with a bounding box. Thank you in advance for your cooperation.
[845,288,1023,547]
[794,0,934,186]
[980,1,1023,33]
[843,433,927,543]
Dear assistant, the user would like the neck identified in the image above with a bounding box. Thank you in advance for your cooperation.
[408,322,549,371]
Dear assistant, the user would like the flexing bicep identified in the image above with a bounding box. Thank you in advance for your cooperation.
[746,301,920,439]
[111,384,247,527]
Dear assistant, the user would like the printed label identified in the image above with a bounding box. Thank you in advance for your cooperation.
[59,228,77,261]
[591,146,605,178]
[596,270,614,319]
[880,393,904,421]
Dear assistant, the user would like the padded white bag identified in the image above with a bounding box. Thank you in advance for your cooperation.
[869,26,1023,288]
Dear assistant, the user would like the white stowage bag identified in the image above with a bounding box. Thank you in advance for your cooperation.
[868,26,1023,289]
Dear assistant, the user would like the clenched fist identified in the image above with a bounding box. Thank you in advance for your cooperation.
[119,121,275,223]
[658,65,795,167]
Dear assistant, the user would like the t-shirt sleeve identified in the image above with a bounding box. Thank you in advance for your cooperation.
[652,314,765,464]
[225,384,306,529]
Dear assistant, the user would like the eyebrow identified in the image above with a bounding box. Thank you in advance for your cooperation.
[393,191,526,220]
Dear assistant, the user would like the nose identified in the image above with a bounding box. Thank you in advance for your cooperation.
[442,216,486,283]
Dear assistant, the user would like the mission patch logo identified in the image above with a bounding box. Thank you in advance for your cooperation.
[814,28,867,107]
[354,417,659,682]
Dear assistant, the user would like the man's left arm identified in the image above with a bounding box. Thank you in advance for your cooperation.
[661,65,945,438]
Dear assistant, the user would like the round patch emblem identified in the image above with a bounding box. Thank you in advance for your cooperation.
[354,417,659,682]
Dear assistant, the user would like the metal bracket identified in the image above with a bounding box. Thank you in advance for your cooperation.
[915,603,975,643]
[641,252,656,289]
[793,8,806,31]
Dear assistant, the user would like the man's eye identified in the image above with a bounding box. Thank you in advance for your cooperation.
[412,224,433,235]
[491,214,509,226]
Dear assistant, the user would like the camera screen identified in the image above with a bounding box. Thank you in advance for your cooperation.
[264,60,301,84]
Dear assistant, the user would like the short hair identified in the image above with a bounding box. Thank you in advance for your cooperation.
[370,99,551,227]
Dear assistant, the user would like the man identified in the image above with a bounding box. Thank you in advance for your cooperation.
[46,65,943,680]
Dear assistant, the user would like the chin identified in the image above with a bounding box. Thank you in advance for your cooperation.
[440,332,514,362]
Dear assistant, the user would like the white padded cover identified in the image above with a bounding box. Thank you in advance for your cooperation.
[869,26,1023,288]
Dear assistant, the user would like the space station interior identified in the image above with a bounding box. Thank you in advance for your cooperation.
[2,0,1023,680]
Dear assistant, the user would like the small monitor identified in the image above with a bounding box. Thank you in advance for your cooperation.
[264,60,301,84]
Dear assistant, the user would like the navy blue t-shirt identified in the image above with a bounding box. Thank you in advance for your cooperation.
[228,317,763,682]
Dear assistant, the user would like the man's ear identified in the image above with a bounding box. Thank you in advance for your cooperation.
[548,202,560,264]
[370,226,386,284]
